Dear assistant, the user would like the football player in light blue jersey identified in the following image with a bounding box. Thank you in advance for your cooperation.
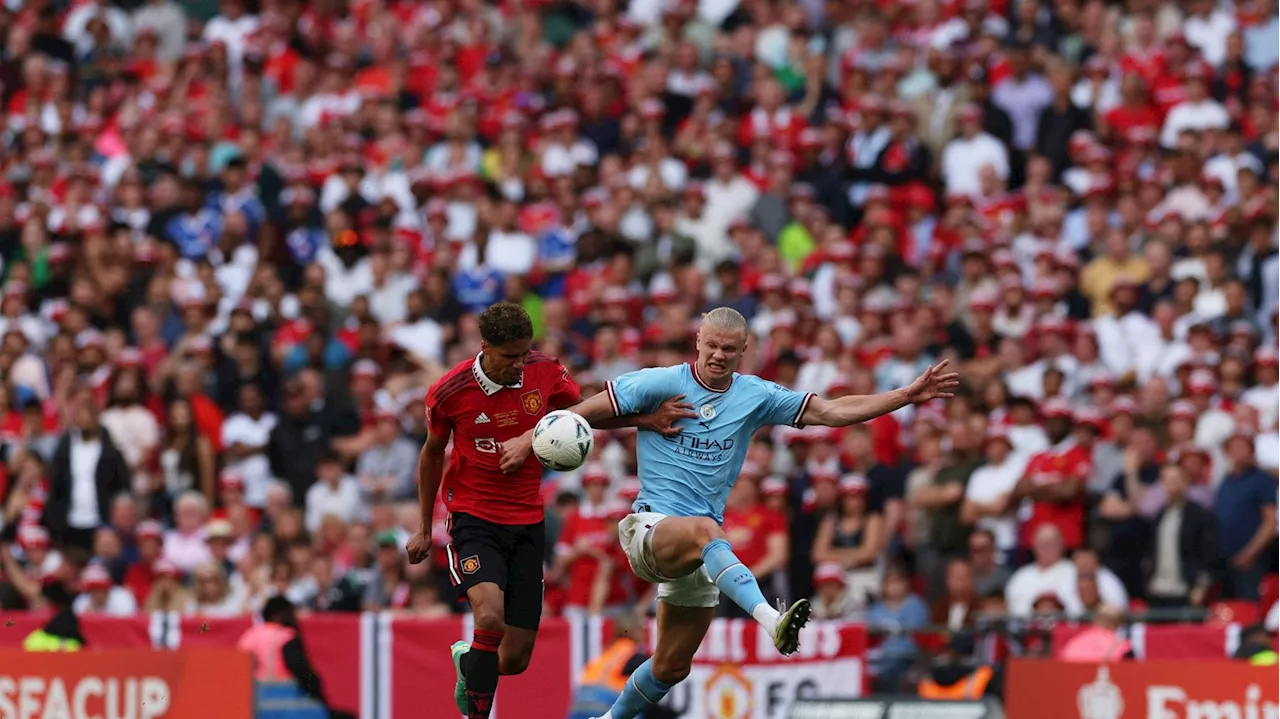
[500,307,959,719]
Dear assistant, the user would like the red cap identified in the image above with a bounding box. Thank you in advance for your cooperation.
[582,463,610,486]
[47,242,72,263]
[153,559,182,579]
[813,562,847,586]
[116,347,143,368]
[1185,369,1217,394]
[639,98,666,119]
[1168,400,1198,421]
[80,564,113,590]
[1040,398,1074,420]
[838,474,869,495]
[136,520,164,541]
[1088,374,1115,390]
[1074,407,1107,430]
[985,426,1014,447]
[1254,348,1279,366]
[760,477,788,497]
[969,290,998,311]
[351,359,380,379]
[618,479,641,502]
[18,525,50,549]
[1110,396,1138,416]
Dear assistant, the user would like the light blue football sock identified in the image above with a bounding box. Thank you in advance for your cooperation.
[606,659,671,719]
[701,537,768,615]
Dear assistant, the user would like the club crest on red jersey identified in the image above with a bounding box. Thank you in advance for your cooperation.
[521,389,544,415]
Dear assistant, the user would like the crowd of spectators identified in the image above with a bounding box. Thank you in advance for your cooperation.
[0,0,1275,672]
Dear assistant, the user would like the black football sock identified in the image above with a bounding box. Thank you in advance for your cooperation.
[465,628,503,719]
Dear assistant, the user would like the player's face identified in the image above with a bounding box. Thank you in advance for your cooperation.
[480,337,533,385]
[696,326,746,383]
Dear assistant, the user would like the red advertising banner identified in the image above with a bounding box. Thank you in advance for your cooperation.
[385,614,575,719]
[293,613,364,716]
[0,614,153,649]
[0,612,876,719]
[0,649,252,719]
[1006,660,1278,719]
[1051,623,1233,659]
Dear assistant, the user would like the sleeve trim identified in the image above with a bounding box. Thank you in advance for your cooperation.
[792,393,815,428]
[606,381,622,417]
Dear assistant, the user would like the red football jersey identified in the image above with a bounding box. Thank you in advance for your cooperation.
[555,506,630,608]
[426,352,581,525]
[1019,439,1091,550]
[722,505,787,570]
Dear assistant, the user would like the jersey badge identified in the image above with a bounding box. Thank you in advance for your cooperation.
[521,389,544,415]
[461,555,481,575]
[699,404,717,421]
[475,412,491,424]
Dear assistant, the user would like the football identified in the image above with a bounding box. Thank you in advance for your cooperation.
[531,410,595,471]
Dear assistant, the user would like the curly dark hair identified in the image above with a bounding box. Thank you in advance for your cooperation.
[478,302,534,346]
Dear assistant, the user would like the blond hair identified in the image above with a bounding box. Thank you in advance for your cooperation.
[701,307,748,338]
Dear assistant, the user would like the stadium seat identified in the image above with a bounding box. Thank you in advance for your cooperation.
[1206,601,1259,626]
[1259,574,1279,616]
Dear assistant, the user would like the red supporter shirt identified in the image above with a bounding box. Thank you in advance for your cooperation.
[721,505,787,570]
[425,352,581,526]
[556,506,630,607]
[1019,439,1091,550]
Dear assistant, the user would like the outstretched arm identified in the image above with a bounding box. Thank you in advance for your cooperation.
[498,391,697,473]
[800,360,959,428]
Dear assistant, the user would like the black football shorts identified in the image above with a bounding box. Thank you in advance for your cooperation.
[445,512,546,630]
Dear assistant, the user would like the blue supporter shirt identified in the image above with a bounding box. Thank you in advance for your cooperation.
[606,363,813,523]
[164,209,222,259]
[1215,466,1278,558]
[453,266,505,313]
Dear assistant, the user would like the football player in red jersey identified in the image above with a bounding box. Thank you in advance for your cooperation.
[405,302,693,719]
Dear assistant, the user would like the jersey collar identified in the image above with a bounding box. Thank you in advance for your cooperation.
[690,362,732,393]
[472,353,522,396]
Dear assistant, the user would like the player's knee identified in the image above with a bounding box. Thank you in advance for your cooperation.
[650,656,692,685]
[691,517,724,549]
[499,649,532,676]
[471,604,506,632]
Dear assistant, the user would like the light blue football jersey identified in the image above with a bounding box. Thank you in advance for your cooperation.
[606,363,813,523]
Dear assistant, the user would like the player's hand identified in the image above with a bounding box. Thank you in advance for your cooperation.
[499,431,534,473]
[406,531,432,564]
[641,395,699,437]
[906,360,960,404]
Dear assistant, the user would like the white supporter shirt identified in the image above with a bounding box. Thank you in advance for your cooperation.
[1160,100,1230,148]
[1183,11,1237,67]
[162,530,213,574]
[458,230,536,277]
[387,318,445,365]
[1005,559,1084,617]
[68,433,103,529]
[221,412,279,508]
[964,457,1027,553]
[368,273,417,325]
[316,249,374,307]
[1241,384,1279,438]
[1095,312,1161,376]
[941,133,1010,198]
[305,477,366,533]
[73,587,139,617]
